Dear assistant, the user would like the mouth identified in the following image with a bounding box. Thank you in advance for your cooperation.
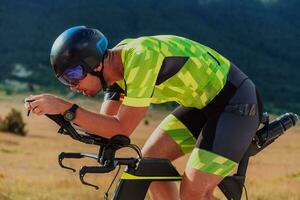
[82,90,88,96]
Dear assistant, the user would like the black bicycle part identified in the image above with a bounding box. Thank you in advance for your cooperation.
[218,112,298,199]
[80,164,117,190]
[253,112,298,152]
[44,112,298,200]
[105,165,122,200]
[46,114,110,145]
[112,158,182,200]
[58,152,98,172]
[46,114,135,190]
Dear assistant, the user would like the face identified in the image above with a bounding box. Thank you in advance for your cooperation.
[70,73,102,97]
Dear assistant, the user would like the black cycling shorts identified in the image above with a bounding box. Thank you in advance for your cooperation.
[158,64,262,177]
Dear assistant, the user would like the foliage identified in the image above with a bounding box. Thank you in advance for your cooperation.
[0,0,299,113]
[0,108,27,136]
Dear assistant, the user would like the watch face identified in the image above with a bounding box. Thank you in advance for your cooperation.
[64,111,75,121]
[63,104,78,121]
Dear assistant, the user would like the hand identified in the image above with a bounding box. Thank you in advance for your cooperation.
[24,94,72,116]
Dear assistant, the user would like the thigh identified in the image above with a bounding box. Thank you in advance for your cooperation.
[212,79,260,162]
[142,126,184,161]
[211,111,259,163]
[187,79,260,178]
[142,105,207,161]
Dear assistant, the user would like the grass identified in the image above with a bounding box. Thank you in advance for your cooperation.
[0,92,299,200]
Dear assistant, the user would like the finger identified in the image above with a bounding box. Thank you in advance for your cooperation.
[30,94,45,101]
[36,109,44,115]
[30,99,43,108]
[27,94,36,100]
[32,107,38,113]
[25,97,31,103]
[32,107,42,115]
[24,102,32,110]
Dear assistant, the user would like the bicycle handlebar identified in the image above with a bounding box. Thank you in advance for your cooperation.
[250,112,298,156]
[45,114,137,189]
[46,114,111,145]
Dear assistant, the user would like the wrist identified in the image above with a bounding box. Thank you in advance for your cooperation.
[63,104,79,122]
[59,100,73,115]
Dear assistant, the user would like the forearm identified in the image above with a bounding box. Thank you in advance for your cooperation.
[57,98,146,138]
[73,107,125,138]
[59,101,125,138]
[26,94,134,138]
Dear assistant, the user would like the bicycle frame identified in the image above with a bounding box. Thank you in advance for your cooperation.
[45,112,298,200]
[112,158,182,200]
[112,141,257,199]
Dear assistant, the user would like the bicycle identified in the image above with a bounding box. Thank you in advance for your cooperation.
[42,112,298,200]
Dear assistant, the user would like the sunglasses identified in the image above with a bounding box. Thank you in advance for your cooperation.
[58,65,87,86]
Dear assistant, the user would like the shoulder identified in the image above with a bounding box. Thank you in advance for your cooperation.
[123,36,162,51]
[122,37,163,65]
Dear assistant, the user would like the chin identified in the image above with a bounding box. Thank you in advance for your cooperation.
[84,87,101,97]
[88,91,98,97]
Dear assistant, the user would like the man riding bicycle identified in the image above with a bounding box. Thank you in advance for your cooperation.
[25,26,262,200]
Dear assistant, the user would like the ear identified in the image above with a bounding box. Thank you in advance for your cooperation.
[94,64,102,72]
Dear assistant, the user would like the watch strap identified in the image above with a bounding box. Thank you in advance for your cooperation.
[69,104,79,113]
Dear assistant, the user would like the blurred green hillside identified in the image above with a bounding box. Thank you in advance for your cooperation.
[0,0,299,113]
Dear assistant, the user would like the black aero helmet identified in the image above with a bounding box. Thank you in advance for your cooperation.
[50,26,108,78]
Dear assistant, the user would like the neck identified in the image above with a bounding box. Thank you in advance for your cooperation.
[102,49,124,86]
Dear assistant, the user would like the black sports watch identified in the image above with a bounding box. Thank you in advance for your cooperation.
[63,104,79,121]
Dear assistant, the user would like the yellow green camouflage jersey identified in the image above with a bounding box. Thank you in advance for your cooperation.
[111,35,231,109]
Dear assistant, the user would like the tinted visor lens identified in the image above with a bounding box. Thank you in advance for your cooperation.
[58,65,87,86]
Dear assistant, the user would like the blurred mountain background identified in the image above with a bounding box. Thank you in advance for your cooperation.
[0,0,299,113]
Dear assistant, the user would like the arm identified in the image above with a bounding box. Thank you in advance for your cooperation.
[27,94,147,138]
[73,83,145,138]
[100,100,121,115]
[72,81,147,138]
[72,104,148,138]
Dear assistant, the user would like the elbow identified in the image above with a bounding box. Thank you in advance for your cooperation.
[114,117,134,137]
[119,124,134,137]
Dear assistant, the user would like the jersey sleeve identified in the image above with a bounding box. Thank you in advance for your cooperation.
[103,82,125,102]
[122,48,164,107]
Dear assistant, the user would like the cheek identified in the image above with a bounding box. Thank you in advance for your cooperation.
[83,76,101,91]
[92,76,101,89]
[78,76,91,87]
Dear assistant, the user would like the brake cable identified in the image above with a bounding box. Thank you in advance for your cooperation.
[243,182,249,200]
[128,144,143,158]
[104,165,121,200]
[103,144,142,199]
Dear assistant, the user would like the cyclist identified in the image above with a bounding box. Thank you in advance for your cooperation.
[25,26,262,200]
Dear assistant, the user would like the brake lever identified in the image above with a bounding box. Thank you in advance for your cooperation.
[24,99,35,116]
[59,152,99,172]
[58,153,79,172]
[58,152,85,172]
[79,164,117,190]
